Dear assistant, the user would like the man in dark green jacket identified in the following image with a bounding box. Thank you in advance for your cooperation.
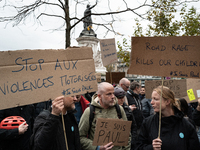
[79,82,131,150]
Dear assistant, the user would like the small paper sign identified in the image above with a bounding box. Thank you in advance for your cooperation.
[197,90,200,98]
[187,89,196,101]
[99,38,118,66]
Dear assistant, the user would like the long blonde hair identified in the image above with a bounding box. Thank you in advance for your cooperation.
[153,86,179,108]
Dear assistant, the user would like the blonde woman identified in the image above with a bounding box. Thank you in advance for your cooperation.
[135,86,200,150]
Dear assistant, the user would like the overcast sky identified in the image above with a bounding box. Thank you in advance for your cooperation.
[0,0,200,51]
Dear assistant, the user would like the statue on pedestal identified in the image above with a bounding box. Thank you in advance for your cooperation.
[77,2,107,74]
[80,4,97,37]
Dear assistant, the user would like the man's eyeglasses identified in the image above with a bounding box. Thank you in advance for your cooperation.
[123,84,129,89]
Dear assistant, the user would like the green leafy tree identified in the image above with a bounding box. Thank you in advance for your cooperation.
[180,6,200,36]
[117,38,130,67]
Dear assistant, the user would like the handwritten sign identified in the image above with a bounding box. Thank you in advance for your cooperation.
[0,47,98,110]
[145,79,187,99]
[145,79,200,103]
[99,38,118,66]
[127,36,200,78]
[93,118,131,146]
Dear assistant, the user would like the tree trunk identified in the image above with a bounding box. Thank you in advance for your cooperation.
[65,27,70,48]
[65,0,71,49]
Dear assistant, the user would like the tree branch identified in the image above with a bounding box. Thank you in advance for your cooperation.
[37,13,65,20]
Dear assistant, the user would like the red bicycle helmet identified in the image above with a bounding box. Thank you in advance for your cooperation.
[0,116,26,130]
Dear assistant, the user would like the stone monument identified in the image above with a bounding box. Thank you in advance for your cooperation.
[76,4,106,74]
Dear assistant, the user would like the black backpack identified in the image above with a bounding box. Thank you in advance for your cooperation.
[88,104,122,136]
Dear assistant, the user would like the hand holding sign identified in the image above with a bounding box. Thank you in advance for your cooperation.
[51,96,65,116]
[99,142,114,150]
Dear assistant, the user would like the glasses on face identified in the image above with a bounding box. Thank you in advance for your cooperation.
[123,84,129,89]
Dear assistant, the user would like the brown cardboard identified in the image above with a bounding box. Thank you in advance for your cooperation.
[106,72,125,84]
[95,73,101,83]
[127,36,200,79]
[93,118,132,146]
[0,47,98,110]
[145,79,200,103]
[99,38,118,66]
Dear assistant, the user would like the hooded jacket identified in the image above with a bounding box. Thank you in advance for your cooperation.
[135,107,200,150]
[79,93,131,150]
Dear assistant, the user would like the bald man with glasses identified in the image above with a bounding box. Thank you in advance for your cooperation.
[119,78,130,92]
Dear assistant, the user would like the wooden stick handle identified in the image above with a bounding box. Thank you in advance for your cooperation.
[61,112,69,150]
[158,77,164,139]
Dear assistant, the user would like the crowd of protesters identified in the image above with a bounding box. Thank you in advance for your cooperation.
[1,79,200,150]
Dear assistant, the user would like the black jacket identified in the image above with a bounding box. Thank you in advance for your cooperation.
[135,107,200,150]
[122,102,138,150]
[0,105,35,150]
[141,98,154,118]
[192,109,200,126]
[32,108,81,150]
[126,90,144,129]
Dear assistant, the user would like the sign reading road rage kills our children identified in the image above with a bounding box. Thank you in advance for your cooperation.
[93,118,132,146]
[128,36,200,79]
[0,47,98,110]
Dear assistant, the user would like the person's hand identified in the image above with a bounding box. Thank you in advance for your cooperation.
[129,104,136,111]
[99,142,114,150]
[198,98,200,106]
[197,98,200,111]
[51,96,65,116]
[18,122,28,135]
[152,138,162,150]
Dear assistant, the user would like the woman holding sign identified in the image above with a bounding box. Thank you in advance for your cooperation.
[135,86,200,150]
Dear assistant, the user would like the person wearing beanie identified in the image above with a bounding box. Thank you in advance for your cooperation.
[114,87,138,150]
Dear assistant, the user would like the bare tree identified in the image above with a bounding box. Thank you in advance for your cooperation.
[0,0,199,48]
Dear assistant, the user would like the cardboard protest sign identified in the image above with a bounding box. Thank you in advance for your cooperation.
[95,73,101,83]
[0,47,98,110]
[128,36,200,79]
[93,118,131,146]
[106,72,125,84]
[145,79,200,103]
[99,38,118,66]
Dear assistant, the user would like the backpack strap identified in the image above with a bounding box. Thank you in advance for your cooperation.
[87,104,122,138]
[88,104,95,137]
[115,104,122,119]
